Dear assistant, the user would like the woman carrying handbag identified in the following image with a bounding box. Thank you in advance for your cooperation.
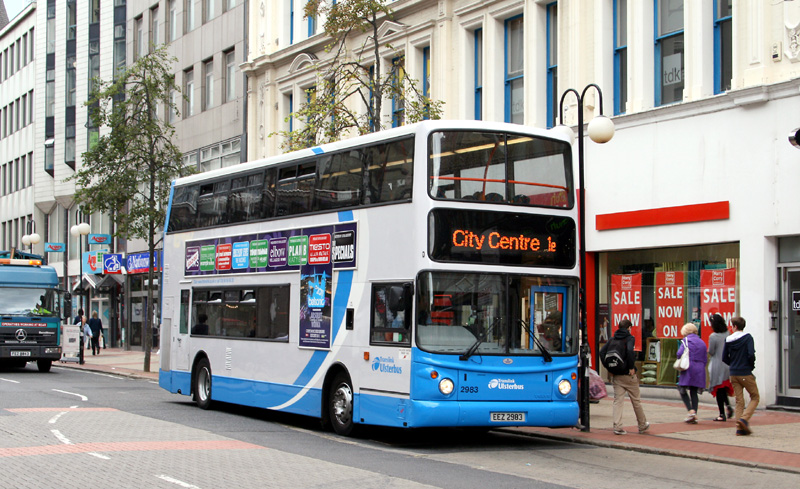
[676,323,708,423]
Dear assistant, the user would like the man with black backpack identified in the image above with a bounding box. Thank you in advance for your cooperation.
[600,319,649,435]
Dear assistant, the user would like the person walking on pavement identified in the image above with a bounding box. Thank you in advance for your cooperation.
[723,316,760,436]
[676,323,707,424]
[88,311,104,356]
[708,314,734,421]
[82,316,92,351]
[599,319,649,435]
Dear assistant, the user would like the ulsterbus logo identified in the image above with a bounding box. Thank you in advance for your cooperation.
[488,378,524,390]
[371,356,402,374]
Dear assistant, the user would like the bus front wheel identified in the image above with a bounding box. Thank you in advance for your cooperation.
[194,358,212,410]
[329,373,355,436]
[37,360,52,373]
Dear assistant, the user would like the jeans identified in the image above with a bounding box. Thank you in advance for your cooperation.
[612,373,648,431]
[730,374,760,421]
[678,385,699,413]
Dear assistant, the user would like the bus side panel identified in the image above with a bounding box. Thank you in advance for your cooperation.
[159,369,191,396]
[211,376,323,417]
[357,393,409,428]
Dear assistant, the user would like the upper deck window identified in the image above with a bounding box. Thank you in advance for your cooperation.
[428,131,572,208]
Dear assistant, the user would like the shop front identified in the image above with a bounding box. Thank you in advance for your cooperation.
[777,236,800,407]
[124,251,161,351]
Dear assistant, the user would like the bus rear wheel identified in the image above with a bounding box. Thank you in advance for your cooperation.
[37,360,52,373]
[194,358,212,410]
[328,373,355,436]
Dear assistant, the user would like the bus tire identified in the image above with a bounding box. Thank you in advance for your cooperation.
[37,360,52,373]
[328,373,355,436]
[194,358,213,410]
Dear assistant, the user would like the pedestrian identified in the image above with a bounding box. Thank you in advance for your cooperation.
[708,314,734,421]
[599,319,649,435]
[676,323,707,424]
[723,316,760,436]
[73,308,84,326]
[88,311,104,355]
[82,316,91,351]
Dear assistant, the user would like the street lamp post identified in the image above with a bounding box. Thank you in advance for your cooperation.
[557,84,615,432]
[21,222,42,256]
[70,221,91,318]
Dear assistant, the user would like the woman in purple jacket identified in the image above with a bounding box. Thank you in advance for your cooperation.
[676,323,708,424]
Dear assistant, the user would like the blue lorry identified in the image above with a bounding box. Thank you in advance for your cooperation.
[0,250,66,372]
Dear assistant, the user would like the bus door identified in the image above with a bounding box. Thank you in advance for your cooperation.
[361,283,413,400]
[170,289,191,371]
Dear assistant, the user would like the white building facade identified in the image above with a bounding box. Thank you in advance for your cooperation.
[245,0,800,409]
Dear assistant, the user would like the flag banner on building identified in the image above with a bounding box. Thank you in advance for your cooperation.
[611,273,643,351]
[82,250,107,274]
[44,242,66,253]
[88,234,112,246]
[655,271,685,339]
[700,268,737,344]
[103,254,124,274]
[126,251,161,274]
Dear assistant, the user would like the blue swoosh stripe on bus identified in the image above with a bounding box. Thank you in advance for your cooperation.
[291,211,354,387]
[311,147,324,154]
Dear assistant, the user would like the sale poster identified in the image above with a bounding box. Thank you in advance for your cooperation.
[701,268,736,344]
[611,273,643,351]
[655,271,685,339]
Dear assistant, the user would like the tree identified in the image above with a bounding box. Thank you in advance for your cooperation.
[275,0,444,151]
[69,45,193,372]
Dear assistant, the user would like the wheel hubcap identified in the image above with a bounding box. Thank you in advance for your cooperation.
[332,383,353,425]
[198,367,210,401]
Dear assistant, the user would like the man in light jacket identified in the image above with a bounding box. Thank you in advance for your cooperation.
[722,316,760,436]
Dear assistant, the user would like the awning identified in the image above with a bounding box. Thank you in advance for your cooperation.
[96,274,124,294]
[72,274,98,294]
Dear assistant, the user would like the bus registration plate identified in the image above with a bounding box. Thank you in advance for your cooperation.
[10,351,31,357]
[491,412,525,422]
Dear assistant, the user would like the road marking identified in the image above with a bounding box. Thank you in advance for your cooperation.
[157,475,201,489]
[51,429,72,445]
[52,389,88,401]
[48,412,67,424]
[0,377,20,383]
[88,452,111,460]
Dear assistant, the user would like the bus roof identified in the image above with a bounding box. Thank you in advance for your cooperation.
[171,120,568,188]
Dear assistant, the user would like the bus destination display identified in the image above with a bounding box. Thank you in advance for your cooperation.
[428,209,576,268]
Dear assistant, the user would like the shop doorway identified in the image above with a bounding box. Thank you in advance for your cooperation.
[781,269,800,400]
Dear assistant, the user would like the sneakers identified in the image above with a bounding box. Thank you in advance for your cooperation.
[684,413,698,424]
[638,422,650,434]
[613,429,627,435]
[736,418,752,435]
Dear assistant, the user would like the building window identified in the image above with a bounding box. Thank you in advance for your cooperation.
[225,50,236,102]
[203,59,214,110]
[151,7,160,49]
[546,4,557,128]
[67,0,77,40]
[186,0,196,32]
[614,0,627,115]
[44,140,55,177]
[656,0,684,106]
[185,69,195,117]
[505,15,524,124]
[46,0,55,54]
[90,0,100,24]
[391,56,405,128]
[167,0,178,42]
[289,0,294,44]
[474,28,483,121]
[288,93,294,132]
[714,0,732,94]
[134,16,144,60]
[422,46,430,120]
[308,1,316,37]
[204,0,215,23]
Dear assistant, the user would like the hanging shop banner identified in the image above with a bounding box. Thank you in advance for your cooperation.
[82,250,107,275]
[184,221,357,276]
[88,234,112,246]
[611,273,643,351]
[102,253,124,274]
[701,268,737,344]
[655,271,684,339]
[126,251,161,274]
[44,242,66,253]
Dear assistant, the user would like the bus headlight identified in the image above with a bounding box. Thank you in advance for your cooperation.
[558,379,572,395]
[439,378,454,395]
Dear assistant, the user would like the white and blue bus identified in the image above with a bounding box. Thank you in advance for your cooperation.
[159,120,580,435]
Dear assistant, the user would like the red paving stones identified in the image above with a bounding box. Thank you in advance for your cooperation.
[0,440,265,458]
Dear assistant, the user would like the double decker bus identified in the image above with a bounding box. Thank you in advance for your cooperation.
[159,120,579,435]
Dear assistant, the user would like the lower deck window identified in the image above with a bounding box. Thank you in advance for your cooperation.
[191,285,290,341]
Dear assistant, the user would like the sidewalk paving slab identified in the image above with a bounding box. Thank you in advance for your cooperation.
[60,349,800,474]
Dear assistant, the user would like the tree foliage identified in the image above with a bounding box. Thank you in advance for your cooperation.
[274,0,444,151]
[69,45,193,370]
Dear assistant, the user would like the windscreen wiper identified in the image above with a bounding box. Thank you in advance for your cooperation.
[460,317,500,361]
[518,319,553,362]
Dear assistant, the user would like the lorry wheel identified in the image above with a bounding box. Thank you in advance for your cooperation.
[37,360,52,373]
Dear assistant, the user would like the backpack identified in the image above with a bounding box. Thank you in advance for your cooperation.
[602,337,629,375]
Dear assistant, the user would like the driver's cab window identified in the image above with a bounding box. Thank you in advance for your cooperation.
[370,283,411,345]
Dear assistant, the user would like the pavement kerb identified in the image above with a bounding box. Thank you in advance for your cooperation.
[502,426,800,476]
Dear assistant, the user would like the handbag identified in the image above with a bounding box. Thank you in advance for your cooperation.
[673,339,690,371]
